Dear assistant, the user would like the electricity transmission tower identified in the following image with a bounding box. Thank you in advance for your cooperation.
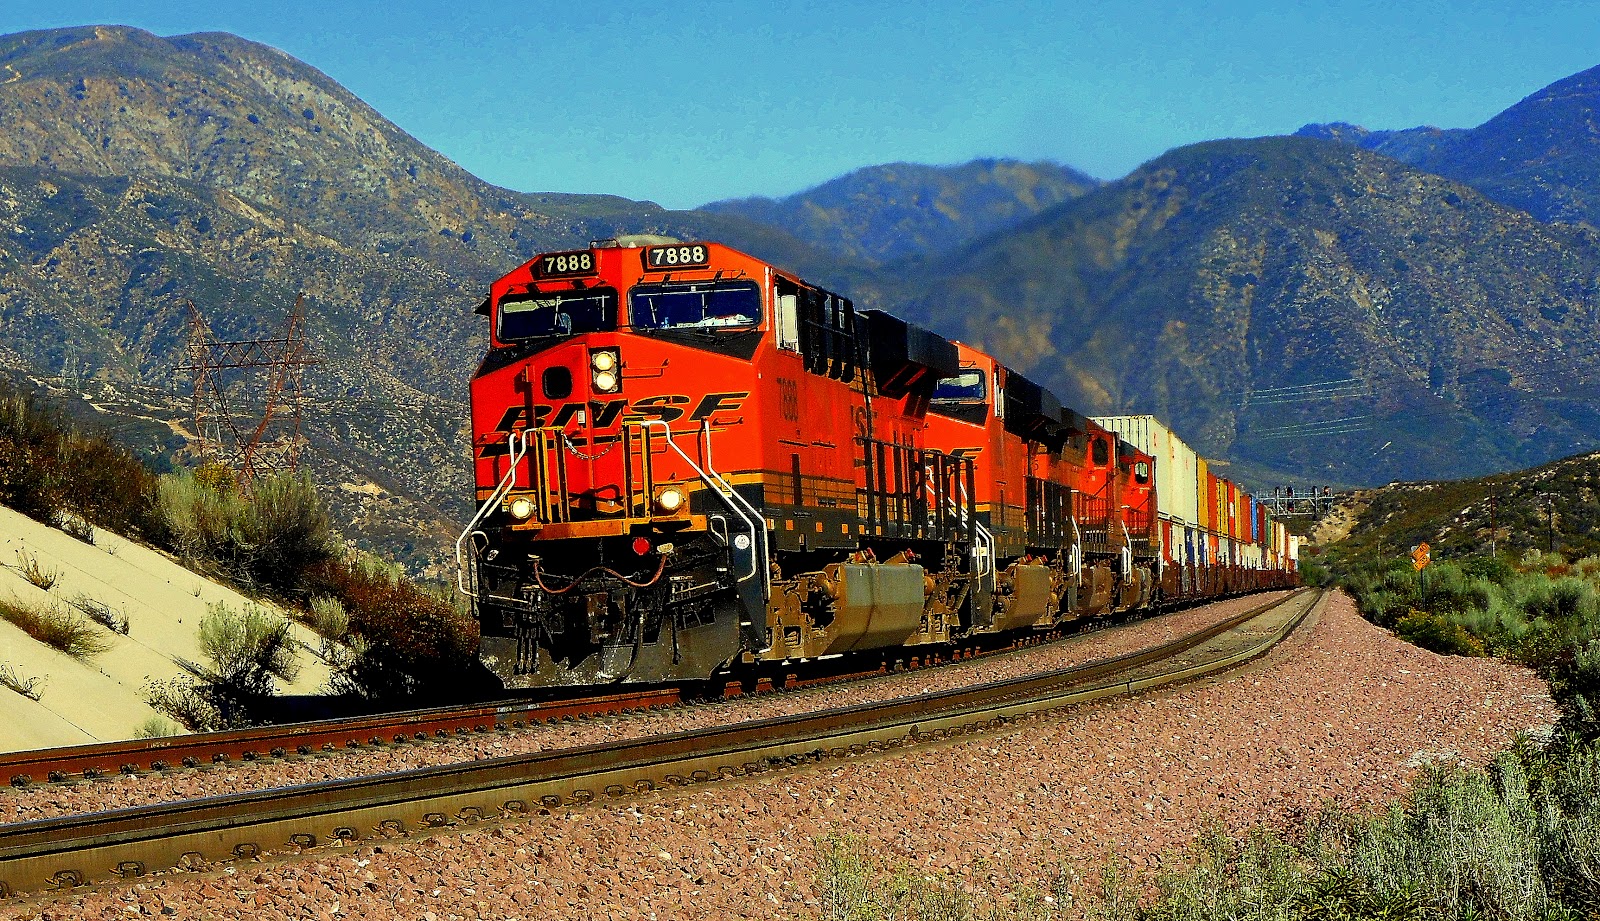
[175,293,320,486]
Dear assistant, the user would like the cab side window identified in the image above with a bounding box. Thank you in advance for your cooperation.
[775,278,800,352]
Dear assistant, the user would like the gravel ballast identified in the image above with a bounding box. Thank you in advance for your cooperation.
[0,591,1557,920]
[1,592,1286,825]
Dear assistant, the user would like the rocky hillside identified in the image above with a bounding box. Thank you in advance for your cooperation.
[700,159,1098,265]
[5,24,1600,563]
[1299,64,1600,229]
[1310,450,1600,563]
[0,26,853,570]
[876,136,1600,487]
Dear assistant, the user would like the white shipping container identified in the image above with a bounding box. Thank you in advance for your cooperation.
[1092,414,1201,527]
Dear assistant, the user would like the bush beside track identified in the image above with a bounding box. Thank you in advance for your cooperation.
[0,379,479,719]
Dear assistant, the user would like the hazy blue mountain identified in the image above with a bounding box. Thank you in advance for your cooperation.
[700,159,1099,265]
[1299,64,1600,228]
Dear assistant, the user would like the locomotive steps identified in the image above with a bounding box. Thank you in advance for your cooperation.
[0,588,1322,899]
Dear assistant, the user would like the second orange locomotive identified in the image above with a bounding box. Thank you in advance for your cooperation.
[458,238,1294,688]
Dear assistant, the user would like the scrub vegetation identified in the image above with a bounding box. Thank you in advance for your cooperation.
[817,748,1600,921]
[144,601,302,730]
[1,377,480,708]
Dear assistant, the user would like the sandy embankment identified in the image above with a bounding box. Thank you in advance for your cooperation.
[0,504,332,752]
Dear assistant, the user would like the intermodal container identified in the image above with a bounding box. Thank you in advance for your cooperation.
[1092,414,1201,527]
[1206,472,1222,536]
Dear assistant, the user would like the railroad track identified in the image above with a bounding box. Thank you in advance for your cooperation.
[0,590,1267,787]
[1,687,682,788]
[0,588,1321,899]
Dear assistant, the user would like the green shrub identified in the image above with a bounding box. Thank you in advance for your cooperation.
[156,469,334,593]
[1463,555,1515,582]
[307,594,349,641]
[1358,589,1404,627]
[198,601,301,697]
[132,716,180,739]
[1553,640,1600,741]
[144,601,302,730]
[1395,610,1486,657]
[1298,558,1331,587]
[1517,576,1598,624]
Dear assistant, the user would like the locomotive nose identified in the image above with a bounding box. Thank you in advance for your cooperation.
[539,343,622,405]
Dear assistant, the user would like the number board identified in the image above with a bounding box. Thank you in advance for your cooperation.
[534,250,597,279]
[642,243,710,271]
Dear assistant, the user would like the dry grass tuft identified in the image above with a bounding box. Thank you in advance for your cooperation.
[71,595,129,634]
[0,662,42,700]
[0,595,111,658]
[13,549,59,591]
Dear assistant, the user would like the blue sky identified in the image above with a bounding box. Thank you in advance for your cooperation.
[6,1,1598,209]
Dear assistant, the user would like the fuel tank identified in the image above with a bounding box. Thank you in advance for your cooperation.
[820,562,927,655]
[991,563,1054,631]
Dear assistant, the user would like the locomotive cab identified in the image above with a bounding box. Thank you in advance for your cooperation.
[463,239,775,687]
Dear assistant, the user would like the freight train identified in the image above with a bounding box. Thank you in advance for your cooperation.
[456,238,1298,688]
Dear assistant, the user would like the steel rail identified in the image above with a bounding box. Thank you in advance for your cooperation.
[0,589,1319,898]
[2,688,681,788]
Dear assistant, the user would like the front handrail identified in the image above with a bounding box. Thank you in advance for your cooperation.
[456,430,530,597]
[639,419,768,600]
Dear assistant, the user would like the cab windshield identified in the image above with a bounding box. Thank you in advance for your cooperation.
[630,281,761,330]
[932,369,986,401]
[498,288,617,341]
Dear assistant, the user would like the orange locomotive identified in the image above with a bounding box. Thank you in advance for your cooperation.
[458,237,1293,688]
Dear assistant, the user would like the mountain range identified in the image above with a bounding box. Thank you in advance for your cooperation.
[2,25,1599,567]
[1297,64,1600,229]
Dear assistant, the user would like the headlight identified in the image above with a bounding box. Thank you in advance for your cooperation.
[590,349,618,372]
[593,369,619,393]
[655,487,685,513]
[507,496,536,521]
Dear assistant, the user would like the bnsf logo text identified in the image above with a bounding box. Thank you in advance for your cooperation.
[478,392,749,457]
